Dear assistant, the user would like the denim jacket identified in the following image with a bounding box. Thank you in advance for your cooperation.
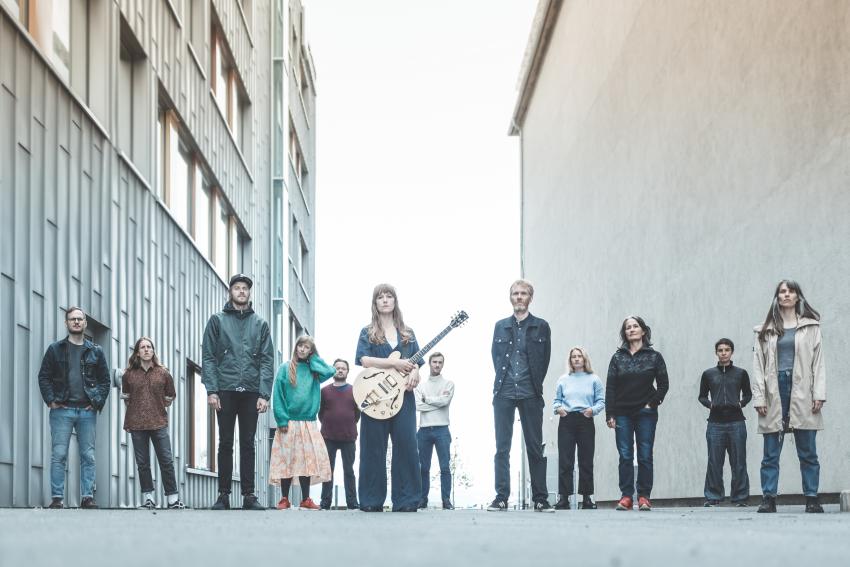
[491,313,551,397]
[37,338,111,411]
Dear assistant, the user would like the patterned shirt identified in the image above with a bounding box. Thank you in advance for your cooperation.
[122,366,176,431]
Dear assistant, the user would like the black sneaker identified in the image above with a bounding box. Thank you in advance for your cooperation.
[733,500,749,508]
[167,500,186,509]
[534,500,555,513]
[486,498,507,512]
[80,497,98,509]
[757,496,776,513]
[211,493,230,510]
[139,498,156,510]
[48,497,64,509]
[242,494,265,510]
[580,497,597,510]
[554,498,569,510]
[417,500,428,510]
[703,500,720,507]
[805,496,824,513]
[442,501,454,510]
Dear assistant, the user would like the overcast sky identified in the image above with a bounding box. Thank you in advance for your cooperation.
[307,0,538,507]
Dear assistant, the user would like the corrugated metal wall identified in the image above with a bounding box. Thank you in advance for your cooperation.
[0,0,314,508]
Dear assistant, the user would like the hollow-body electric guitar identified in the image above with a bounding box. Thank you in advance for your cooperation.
[353,311,469,420]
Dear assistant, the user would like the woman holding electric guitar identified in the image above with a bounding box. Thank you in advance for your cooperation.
[354,283,424,512]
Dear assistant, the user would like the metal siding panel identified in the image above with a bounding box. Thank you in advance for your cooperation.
[0,276,13,464]
[13,325,29,506]
[0,88,14,277]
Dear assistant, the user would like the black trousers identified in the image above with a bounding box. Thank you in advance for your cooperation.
[130,427,178,495]
[493,395,548,503]
[320,439,358,508]
[557,412,595,497]
[216,391,259,496]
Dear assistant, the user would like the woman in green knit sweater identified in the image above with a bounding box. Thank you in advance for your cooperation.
[269,336,336,510]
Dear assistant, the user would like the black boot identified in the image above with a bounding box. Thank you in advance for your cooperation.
[554,498,569,510]
[757,496,776,513]
[805,496,824,513]
[242,494,266,510]
[580,496,597,510]
[211,493,230,510]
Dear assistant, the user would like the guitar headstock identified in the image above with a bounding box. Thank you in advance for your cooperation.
[450,310,469,328]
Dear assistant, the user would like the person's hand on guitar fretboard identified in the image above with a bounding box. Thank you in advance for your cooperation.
[391,358,415,374]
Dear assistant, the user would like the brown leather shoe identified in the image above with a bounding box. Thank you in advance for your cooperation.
[299,497,321,510]
[80,497,98,509]
[276,497,291,510]
[48,498,64,509]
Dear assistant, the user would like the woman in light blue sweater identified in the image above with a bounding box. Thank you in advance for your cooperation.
[269,335,336,510]
[553,346,605,510]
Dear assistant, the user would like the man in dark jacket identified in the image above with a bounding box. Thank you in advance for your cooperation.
[698,338,752,507]
[488,280,553,512]
[37,307,110,509]
[202,274,274,510]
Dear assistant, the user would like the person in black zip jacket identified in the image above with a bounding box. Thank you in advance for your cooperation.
[605,316,668,512]
[698,338,752,507]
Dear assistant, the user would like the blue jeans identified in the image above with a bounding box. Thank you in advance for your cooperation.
[417,425,452,504]
[358,390,421,510]
[614,407,658,498]
[761,429,819,497]
[49,407,97,499]
[704,421,749,502]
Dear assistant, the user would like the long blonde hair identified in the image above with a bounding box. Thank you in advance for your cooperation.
[566,346,593,374]
[366,283,413,345]
[288,335,317,386]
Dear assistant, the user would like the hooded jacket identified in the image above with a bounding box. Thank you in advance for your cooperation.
[752,317,825,433]
[202,301,274,399]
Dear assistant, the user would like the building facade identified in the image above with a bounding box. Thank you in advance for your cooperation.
[510,0,849,503]
[0,0,318,508]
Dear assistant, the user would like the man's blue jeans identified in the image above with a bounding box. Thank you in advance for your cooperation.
[614,407,658,498]
[704,421,749,502]
[417,425,452,504]
[761,429,819,497]
[49,407,97,499]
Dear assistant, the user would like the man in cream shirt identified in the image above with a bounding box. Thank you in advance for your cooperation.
[414,352,455,509]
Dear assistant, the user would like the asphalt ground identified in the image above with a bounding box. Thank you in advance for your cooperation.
[0,504,847,567]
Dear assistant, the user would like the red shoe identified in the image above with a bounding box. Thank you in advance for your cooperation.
[276,497,291,510]
[299,497,321,510]
[616,496,633,511]
[638,496,652,511]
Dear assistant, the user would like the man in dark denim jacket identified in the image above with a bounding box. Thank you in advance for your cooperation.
[487,280,553,512]
[37,307,110,509]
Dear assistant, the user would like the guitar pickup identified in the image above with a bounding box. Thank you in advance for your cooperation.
[378,383,389,394]
[385,375,398,387]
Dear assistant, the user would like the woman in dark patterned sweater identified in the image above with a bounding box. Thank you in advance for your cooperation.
[605,316,668,512]
[122,336,184,509]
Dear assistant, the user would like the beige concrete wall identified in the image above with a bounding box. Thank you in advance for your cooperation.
[519,0,850,500]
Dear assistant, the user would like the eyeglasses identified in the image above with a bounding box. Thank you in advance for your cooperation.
[67,318,86,323]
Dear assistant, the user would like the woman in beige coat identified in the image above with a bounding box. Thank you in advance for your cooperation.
[752,280,825,514]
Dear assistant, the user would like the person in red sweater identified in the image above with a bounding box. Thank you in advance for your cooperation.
[318,359,360,509]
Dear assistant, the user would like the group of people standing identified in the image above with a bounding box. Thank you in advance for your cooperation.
[491,278,826,513]
[37,276,826,514]
[37,276,456,511]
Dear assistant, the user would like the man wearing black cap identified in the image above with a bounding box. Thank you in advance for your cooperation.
[202,274,274,510]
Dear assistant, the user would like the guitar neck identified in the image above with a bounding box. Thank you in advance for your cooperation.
[409,325,455,365]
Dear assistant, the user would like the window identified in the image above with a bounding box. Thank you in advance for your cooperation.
[194,179,213,258]
[299,233,308,285]
[1,0,24,22]
[211,25,249,152]
[118,17,149,169]
[288,124,305,188]
[189,363,215,471]
[158,106,246,278]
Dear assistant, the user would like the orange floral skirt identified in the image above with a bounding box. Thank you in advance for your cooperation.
[268,420,332,484]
